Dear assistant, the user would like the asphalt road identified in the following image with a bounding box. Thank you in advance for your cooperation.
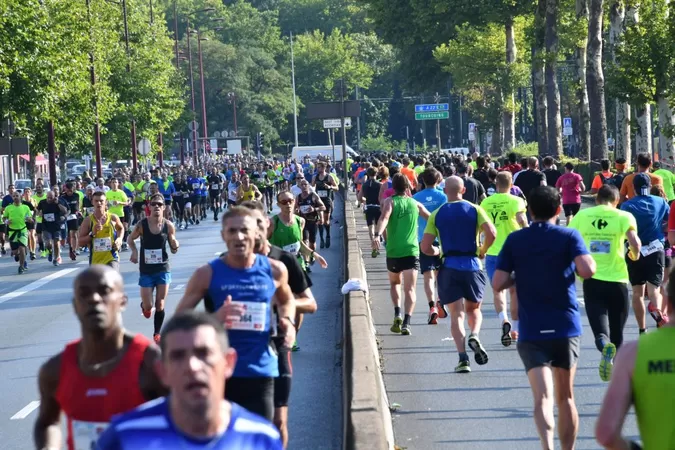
[0,201,343,450]
[353,198,641,450]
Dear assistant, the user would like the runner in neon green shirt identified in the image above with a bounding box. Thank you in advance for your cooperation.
[479,171,527,346]
[653,163,675,201]
[3,192,34,274]
[568,184,640,381]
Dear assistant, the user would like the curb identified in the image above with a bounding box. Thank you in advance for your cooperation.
[342,191,395,450]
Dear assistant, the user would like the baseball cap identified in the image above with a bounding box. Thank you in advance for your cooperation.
[633,173,651,196]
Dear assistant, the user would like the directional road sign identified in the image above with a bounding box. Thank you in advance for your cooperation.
[563,117,573,136]
[415,111,449,121]
[323,118,352,129]
[415,104,449,113]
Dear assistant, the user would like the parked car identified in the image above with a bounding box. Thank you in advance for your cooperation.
[14,179,32,194]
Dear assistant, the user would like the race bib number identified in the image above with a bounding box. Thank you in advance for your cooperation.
[211,184,219,190]
[317,189,328,197]
[225,301,268,331]
[229,191,238,201]
[67,214,77,221]
[44,213,55,222]
[192,183,200,189]
[300,205,312,214]
[590,240,610,254]
[641,239,664,257]
[94,237,112,252]
[282,241,301,255]
[144,248,163,264]
[72,419,108,450]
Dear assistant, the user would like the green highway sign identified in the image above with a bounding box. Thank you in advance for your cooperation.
[415,111,449,120]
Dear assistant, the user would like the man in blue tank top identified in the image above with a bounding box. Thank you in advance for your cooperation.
[96,311,283,450]
[176,206,296,421]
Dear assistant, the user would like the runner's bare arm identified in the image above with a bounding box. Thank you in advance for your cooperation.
[294,288,318,314]
[167,221,179,253]
[516,212,528,228]
[314,195,326,212]
[574,254,596,279]
[127,221,143,253]
[479,222,497,257]
[416,202,431,220]
[626,229,641,261]
[175,264,212,312]
[112,215,125,248]
[266,217,276,239]
[270,260,296,345]
[254,186,263,200]
[34,354,63,450]
[78,216,93,246]
[139,345,168,400]
[595,341,637,449]
[420,232,439,256]
[373,198,393,236]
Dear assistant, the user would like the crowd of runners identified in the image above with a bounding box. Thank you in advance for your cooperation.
[13,154,346,449]
[353,150,674,450]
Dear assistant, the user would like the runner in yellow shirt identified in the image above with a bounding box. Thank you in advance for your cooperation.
[77,191,125,270]
[480,171,528,346]
[106,178,130,251]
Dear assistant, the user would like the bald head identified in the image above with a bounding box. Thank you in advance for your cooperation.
[75,265,124,290]
[444,175,465,198]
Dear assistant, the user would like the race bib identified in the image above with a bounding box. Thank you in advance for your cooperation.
[72,419,108,450]
[183,193,189,198]
[641,239,664,257]
[211,184,219,190]
[317,189,328,197]
[225,301,268,331]
[282,241,301,255]
[67,214,77,221]
[44,213,55,222]
[299,205,312,214]
[144,248,163,264]
[192,183,200,189]
[86,207,94,215]
[229,191,238,201]
[590,240,610,254]
[94,237,112,252]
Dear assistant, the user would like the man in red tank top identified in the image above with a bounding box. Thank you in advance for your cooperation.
[33,265,165,450]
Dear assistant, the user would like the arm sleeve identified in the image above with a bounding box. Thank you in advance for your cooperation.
[423,210,438,237]
[569,229,590,258]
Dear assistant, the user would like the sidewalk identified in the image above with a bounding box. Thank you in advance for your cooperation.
[350,193,640,449]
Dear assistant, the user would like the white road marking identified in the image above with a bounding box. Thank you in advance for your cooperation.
[0,268,79,305]
[10,401,40,420]
[214,252,221,255]
[173,284,185,290]
[77,260,89,265]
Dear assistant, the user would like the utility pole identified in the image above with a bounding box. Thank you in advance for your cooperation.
[120,0,137,175]
[186,17,198,166]
[86,0,103,179]
[355,86,361,151]
[340,79,348,188]
[434,92,441,150]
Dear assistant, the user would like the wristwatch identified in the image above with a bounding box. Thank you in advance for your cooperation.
[283,316,296,327]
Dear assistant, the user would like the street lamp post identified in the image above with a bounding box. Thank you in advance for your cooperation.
[196,30,208,160]
[186,18,198,166]
[86,0,103,180]
[228,92,237,135]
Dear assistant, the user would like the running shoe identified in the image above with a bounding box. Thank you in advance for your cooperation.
[320,239,325,249]
[599,342,617,382]
[18,266,24,274]
[501,321,513,347]
[428,307,438,325]
[401,323,411,335]
[390,316,403,333]
[30,252,36,261]
[1,247,6,255]
[292,340,300,352]
[47,251,53,262]
[435,301,448,319]
[23,261,28,270]
[153,333,161,344]
[326,236,331,248]
[468,334,489,365]
[371,249,380,258]
[140,303,152,319]
[40,250,48,258]
[69,248,76,261]
[454,360,471,373]
[14,254,19,262]
[648,302,669,328]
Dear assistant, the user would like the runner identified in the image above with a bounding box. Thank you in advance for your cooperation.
[37,190,67,266]
[312,161,338,249]
[236,173,262,204]
[652,161,675,202]
[595,268,675,450]
[357,167,382,242]
[590,159,614,194]
[175,206,296,421]
[421,176,495,372]
[620,173,670,332]
[555,162,585,225]
[22,187,37,260]
[3,191,34,273]
[226,172,240,209]
[198,169,209,221]
[456,163,486,204]
[372,173,431,336]
[492,186,596,450]
[187,170,203,224]
[0,184,16,255]
[157,172,175,221]
[619,152,662,203]
[106,178,130,251]
[412,168,447,325]
[33,180,48,257]
[33,266,164,450]
[128,194,179,344]
[514,156,547,200]
[568,184,641,381]
[296,177,325,271]
[78,191,125,270]
[207,167,223,221]
[173,173,191,229]
[61,182,82,261]
[480,171,527,346]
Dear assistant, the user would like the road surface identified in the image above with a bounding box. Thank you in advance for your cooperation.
[0,201,344,449]
[353,198,641,450]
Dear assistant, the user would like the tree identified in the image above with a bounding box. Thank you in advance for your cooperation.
[574,0,591,160]
[609,0,630,162]
[586,0,608,160]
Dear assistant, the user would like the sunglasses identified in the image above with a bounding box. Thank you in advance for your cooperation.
[150,202,165,207]
[279,198,294,205]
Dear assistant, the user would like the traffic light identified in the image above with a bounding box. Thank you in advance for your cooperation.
[256,132,264,150]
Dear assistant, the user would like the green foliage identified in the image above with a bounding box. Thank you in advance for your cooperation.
[359,135,407,153]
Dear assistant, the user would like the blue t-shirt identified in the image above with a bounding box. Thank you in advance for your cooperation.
[620,194,669,244]
[199,177,208,196]
[412,188,447,242]
[187,177,202,194]
[496,222,588,341]
[158,180,176,201]
[96,397,283,450]
[207,255,278,378]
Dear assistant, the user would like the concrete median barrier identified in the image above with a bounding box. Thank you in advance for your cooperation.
[342,192,395,450]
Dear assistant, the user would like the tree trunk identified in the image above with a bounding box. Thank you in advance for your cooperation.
[575,0,591,161]
[545,0,562,158]
[492,118,504,156]
[635,106,652,155]
[587,0,608,160]
[657,95,674,163]
[534,0,549,156]
[503,18,516,151]
[610,0,630,161]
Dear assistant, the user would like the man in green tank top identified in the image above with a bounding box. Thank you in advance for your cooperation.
[371,173,430,336]
[596,267,675,449]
